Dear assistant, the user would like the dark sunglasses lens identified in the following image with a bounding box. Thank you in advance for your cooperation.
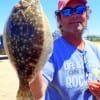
[61,5,86,17]
[76,5,86,14]
[61,9,72,16]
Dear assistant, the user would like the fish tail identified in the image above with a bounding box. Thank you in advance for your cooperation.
[16,82,34,100]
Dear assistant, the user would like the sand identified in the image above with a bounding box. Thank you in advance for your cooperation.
[93,42,100,47]
[0,57,19,100]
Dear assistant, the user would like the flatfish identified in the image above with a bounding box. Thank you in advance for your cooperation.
[3,0,53,99]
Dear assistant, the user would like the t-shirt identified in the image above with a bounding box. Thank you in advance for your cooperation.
[42,37,100,100]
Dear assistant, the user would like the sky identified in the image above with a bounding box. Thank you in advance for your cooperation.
[0,0,100,36]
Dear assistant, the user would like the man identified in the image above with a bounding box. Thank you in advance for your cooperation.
[30,0,100,100]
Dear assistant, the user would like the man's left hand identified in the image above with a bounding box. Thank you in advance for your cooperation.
[88,81,100,100]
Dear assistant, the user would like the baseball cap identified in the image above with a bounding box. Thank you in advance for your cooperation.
[58,0,87,10]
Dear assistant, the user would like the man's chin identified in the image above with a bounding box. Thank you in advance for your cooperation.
[77,25,84,30]
[71,28,84,34]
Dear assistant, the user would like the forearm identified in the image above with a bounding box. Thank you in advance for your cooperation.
[97,98,100,100]
[32,81,47,100]
[29,72,47,100]
[33,94,45,100]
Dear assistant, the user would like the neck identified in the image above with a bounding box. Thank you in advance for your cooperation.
[62,33,85,50]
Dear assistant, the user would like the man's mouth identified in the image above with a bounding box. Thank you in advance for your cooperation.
[69,21,82,24]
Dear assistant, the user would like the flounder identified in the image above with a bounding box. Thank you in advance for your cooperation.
[3,0,53,99]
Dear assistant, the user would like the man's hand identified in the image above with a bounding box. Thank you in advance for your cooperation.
[88,81,100,100]
[29,72,47,100]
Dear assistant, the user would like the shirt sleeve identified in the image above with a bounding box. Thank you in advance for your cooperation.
[42,57,55,85]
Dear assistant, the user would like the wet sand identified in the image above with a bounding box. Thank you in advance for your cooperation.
[0,57,19,100]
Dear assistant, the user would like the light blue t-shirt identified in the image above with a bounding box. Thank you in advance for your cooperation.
[42,37,100,100]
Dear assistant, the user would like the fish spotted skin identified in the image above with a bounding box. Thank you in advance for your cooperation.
[3,0,53,99]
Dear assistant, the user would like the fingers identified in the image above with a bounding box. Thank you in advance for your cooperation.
[88,81,100,88]
[88,81,100,99]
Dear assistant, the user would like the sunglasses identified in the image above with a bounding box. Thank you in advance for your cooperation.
[57,5,87,17]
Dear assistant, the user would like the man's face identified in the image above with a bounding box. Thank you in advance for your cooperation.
[59,0,88,36]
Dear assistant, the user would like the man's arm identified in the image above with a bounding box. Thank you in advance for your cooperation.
[29,71,47,100]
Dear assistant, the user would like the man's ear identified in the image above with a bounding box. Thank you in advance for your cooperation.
[86,9,92,19]
[86,13,89,19]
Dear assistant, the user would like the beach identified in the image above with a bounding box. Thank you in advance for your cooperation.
[0,58,19,100]
[93,41,100,47]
